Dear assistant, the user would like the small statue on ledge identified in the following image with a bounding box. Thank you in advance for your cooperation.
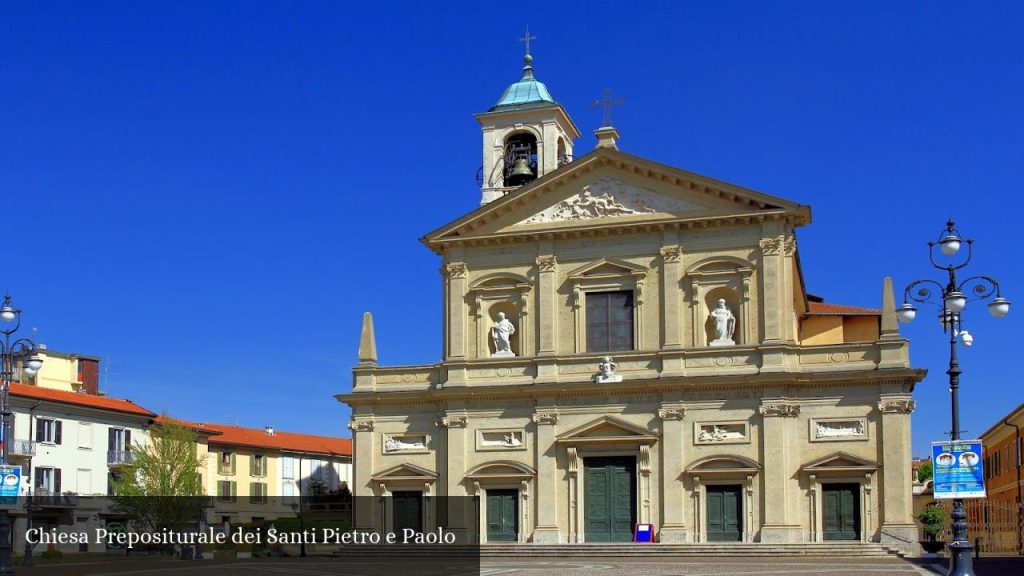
[594,356,623,383]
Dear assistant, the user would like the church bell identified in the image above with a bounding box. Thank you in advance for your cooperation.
[507,156,535,186]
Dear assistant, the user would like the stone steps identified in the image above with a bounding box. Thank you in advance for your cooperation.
[331,542,904,558]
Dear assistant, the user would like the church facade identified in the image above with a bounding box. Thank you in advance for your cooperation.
[339,52,925,552]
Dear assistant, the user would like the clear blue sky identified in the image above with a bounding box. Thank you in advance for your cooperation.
[2,2,1020,457]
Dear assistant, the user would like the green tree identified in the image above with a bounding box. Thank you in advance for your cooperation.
[917,503,947,541]
[917,460,933,483]
[110,417,205,545]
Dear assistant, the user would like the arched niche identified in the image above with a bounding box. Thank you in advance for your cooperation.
[470,274,532,358]
[503,131,539,186]
[685,257,754,347]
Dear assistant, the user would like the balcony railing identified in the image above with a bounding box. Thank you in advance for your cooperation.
[6,439,36,457]
[29,490,79,508]
[107,450,134,466]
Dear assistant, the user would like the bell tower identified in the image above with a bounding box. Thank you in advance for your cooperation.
[475,33,580,205]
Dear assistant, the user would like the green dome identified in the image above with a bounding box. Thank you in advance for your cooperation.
[490,56,557,112]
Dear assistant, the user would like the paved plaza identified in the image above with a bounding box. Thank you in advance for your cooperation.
[12,555,1023,576]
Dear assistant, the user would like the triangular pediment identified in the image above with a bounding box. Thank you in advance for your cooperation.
[557,415,659,444]
[370,463,439,482]
[802,451,878,472]
[568,257,647,280]
[423,147,809,250]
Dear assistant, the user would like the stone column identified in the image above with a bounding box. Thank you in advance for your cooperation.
[660,245,683,349]
[439,412,472,542]
[758,401,802,543]
[347,418,375,529]
[532,410,561,542]
[758,234,785,344]
[535,254,559,381]
[658,404,687,542]
[442,262,468,360]
[878,397,919,554]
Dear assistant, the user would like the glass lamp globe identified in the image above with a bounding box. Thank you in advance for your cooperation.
[959,331,973,347]
[944,291,967,313]
[939,234,962,256]
[0,306,14,323]
[896,303,917,323]
[989,297,1011,318]
[26,355,43,371]
[22,366,37,378]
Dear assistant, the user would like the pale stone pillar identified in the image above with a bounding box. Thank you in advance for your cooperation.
[758,401,802,542]
[660,246,683,349]
[348,418,375,530]
[758,233,785,344]
[535,253,559,381]
[658,403,687,542]
[532,410,560,542]
[439,412,472,542]
[878,397,919,554]
[442,262,468,360]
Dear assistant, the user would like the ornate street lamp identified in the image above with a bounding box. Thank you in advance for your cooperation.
[0,294,44,574]
[897,220,1010,576]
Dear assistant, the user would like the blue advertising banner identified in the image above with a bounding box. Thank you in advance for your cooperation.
[0,465,20,507]
[932,440,985,499]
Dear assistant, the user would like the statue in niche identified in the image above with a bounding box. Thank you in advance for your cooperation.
[490,312,516,357]
[709,298,737,346]
[594,356,623,383]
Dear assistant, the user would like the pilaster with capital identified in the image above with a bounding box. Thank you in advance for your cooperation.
[758,229,786,344]
[878,396,918,551]
[758,400,802,542]
[348,418,376,528]
[532,409,561,542]
[535,253,558,357]
[660,244,684,350]
[440,410,471,537]
[442,260,469,360]
[658,402,688,542]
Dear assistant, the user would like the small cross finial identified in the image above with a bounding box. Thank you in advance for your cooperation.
[518,26,537,58]
[592,89,625,128]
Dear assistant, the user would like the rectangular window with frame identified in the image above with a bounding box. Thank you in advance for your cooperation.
[249,482,268,504]
[250,454,266,477]
[216,480,237,502]
[218,451,235,475]
[36,418,62,445]
[586,291,634,352]
[281,457,294,479]
[35,467,61,494]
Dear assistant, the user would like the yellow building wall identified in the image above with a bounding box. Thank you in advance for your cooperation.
[800,316,843,345]
[31,353,79,392]
[207,446,285,523]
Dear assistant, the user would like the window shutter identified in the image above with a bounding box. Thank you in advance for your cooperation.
[54,468,62,493]
[36,423,44,443]
[54,421,63,445]
[250,456,256,476]
[108,428,116,451]
[125,430,131,448]
[231,481,237,502]
[34,469,43,490]
[230,453,236,474]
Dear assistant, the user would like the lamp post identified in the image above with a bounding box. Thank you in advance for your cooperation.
[0,294,44,574]
[896,220,1011,576]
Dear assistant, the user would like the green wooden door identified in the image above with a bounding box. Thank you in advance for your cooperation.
[584,457,637,542]
[486,489,518,542]
[823,484,860,540]
[705,485,742,542]
[392,491,422,534]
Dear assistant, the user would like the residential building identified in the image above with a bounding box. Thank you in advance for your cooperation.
[8,381,156,553]
[340,50,925,552]
[973,402,1024,554]
[200,422,352,525]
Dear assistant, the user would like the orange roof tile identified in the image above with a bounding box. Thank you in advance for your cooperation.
[807,301,880,316]
[153,416,223,437]
[10,383,156,418]
[202,423,352,457]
